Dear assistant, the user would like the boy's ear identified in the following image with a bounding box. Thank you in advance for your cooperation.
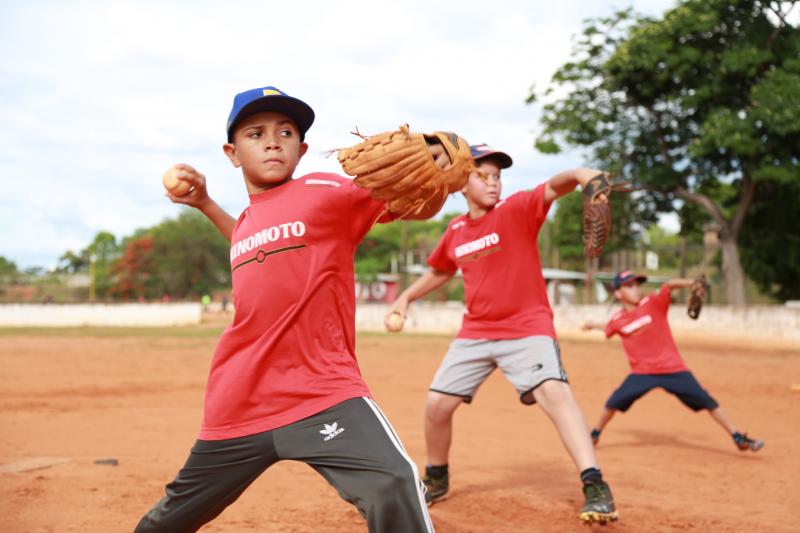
[461,172,473,195]
[223,143,241,168]
[298,142,309,159]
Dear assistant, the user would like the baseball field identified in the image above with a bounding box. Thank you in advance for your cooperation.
[1,316,796,532]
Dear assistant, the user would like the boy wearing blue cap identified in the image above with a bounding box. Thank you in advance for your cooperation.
[385,145,618,524]
[582,271,764,452]
[135,87,434,533]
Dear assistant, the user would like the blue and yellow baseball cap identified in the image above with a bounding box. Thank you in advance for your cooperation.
[470,143,513,169]
[612,270,647,290]
[226,86,315,142]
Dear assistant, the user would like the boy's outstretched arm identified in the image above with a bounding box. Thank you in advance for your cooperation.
[384,269,454,327]
[666,278,697,290]
[581,320,607,332]
[544,167,606,203]
[166,164,236,241]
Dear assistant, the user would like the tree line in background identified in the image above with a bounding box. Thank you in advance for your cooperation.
[0,211,231,302]
[0,189,796,303]
[1,0,797,304]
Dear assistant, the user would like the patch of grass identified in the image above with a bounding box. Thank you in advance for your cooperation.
[356,331,454,339]
[0,324,226,338]
[0,327,455,340]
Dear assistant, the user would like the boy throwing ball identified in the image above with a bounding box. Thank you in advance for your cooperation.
[582,271,765,452]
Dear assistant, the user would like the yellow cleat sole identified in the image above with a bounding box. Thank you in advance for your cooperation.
[579,510,619,525]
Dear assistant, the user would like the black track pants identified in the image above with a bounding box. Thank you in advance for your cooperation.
[134,397,433,533]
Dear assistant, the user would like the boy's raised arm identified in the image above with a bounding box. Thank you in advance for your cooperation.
[165,163,236,241]
[198,201,237,242]
[666,278,696,290]
[544,167,606,203]
[581,320,607,332]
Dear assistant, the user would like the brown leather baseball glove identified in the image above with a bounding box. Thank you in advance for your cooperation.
[582,173,632,258]
[687,273,707,320]
[338,125,474,220]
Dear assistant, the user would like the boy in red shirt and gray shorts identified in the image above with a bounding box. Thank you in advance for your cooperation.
[135,86,434,533]
[582,271,764,452]
[386,144,618,525]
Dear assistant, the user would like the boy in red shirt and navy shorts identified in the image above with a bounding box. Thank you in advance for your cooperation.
[386,145,618,524]
[582,271,764,452]
[134,86,434,533]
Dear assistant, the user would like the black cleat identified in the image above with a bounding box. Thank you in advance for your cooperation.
[579,480,618,525]
[422,472,449,507]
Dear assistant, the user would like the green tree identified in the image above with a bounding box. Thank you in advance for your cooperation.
[86,231,119,297]
[548,188,656,271]
[87,232,118,262]
[355,222,404,280]
[148,210,232,297]
[531,0,800,306]
[551,193,585,269]
[738,180,800,299]
[57,250,86,273]
[108,210,231,299]
[355,215,456,283]
[56,231,120,298]
[645,225,682,271]
[110,236,156,300]
[0,256,19,283]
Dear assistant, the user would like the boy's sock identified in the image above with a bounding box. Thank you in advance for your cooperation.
[425,464,448,479]
[580,467,603,486]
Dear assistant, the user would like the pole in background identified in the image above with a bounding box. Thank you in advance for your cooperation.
[89,254,96,303]
[400,220,409,291]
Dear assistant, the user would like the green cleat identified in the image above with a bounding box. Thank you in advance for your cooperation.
[579,480,618,525]
[422,472,449,507]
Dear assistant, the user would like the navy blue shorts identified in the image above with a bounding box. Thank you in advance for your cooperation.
[605,371,719,412]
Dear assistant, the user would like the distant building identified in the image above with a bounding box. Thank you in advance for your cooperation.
[355,273,400,303]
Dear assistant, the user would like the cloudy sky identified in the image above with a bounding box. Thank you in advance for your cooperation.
[0,0,677,270]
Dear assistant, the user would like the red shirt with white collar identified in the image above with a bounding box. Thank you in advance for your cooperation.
[199,173,386,440]
[427,184,555,340]
[604,283,688,374]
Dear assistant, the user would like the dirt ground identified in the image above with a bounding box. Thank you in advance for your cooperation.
[1,317,797,532]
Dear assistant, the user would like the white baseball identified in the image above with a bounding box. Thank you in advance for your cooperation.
[386,313,405,333]
[163,165,192,196]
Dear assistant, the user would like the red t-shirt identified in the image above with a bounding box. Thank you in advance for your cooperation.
[427,184,555,340]
[604,283,688,374]
[199,173,387,440]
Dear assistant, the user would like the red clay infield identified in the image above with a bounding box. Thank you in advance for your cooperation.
[1,320,796,532]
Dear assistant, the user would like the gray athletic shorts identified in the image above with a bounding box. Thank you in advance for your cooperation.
[430,335,568,405]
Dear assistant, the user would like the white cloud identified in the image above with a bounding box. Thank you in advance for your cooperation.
[0,0,677,268]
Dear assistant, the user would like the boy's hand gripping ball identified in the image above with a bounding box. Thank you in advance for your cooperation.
[385,312,405,333]
[163,165,192,197]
